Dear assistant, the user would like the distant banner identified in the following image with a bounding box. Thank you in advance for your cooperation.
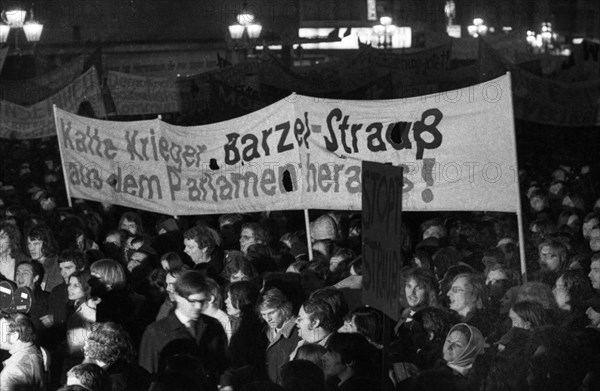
[0,55,85,105]
[103,50,219,78]
[107,71,182,115]
[355,43,452,75]
[54,74,519,215]
[480,40,600,126]
[260,51,384,94]
[1,68,106,139]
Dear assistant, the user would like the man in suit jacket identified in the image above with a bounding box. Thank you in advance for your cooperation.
[139,270,228,389]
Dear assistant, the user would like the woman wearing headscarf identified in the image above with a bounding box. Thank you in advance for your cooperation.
[407,323,486,391]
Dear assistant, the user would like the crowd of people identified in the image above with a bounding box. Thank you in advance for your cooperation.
[1,133,600,391]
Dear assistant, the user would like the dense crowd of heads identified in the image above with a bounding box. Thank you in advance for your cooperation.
[1,136,600,391]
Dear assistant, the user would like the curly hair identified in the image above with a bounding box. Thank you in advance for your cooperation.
[183,225,217,255]
[84,322,133,366]
[0,221,23,258]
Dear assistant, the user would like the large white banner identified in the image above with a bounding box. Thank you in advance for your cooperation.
[1,68,106,139]
[54,74,519,215]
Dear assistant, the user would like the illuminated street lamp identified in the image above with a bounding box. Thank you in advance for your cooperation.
[228,6,262,42]
[467,18,487,38]
[372,16,397,49]
[0,6,43,47]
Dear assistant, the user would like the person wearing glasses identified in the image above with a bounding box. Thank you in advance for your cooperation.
[138,270,228,390]
[447,273,496,340]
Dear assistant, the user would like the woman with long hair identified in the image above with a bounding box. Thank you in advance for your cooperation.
[89,259,151,348]
[221,281,269,389]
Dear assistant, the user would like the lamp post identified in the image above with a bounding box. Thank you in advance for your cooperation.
[467,18,487,38]
[444,1,456,26]
[372,16,397,49]
[228,5,262,59]
[0,6,43,49]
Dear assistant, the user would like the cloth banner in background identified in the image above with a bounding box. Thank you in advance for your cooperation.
[0,55,85,105]
[479,40,600,127]
[354,43,453,76]
[1,67,106,139]
[107,71,182,115]
[54,74,519,215]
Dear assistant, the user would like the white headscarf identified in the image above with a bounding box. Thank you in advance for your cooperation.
[446,323,485,376]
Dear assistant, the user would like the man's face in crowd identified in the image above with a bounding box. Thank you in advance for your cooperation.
[296,306,319,343]
[175,291,209,321]
[120,218,138,235]
[539,245,561,272]
[59,261,78,283]
[16,263,37,290]
[447,277,474,314]
[184,238,204,264]
[405,278,427,309]
[239,228,256,254]
[27,238,43,261]
[260,307,286,330]
[589,260,600,290]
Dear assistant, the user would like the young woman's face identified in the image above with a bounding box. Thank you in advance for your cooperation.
[67,276,86,302]
[225,293,241,317]
[443,330,469,362]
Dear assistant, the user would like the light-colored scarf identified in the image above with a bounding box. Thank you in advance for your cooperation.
[446,323,485,376]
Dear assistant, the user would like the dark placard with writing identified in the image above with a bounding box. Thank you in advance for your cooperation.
[362,161,403,320]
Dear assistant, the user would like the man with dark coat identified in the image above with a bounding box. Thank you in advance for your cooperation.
[138,270,228,389]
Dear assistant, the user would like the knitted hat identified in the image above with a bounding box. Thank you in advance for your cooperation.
[310,215,338,241]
